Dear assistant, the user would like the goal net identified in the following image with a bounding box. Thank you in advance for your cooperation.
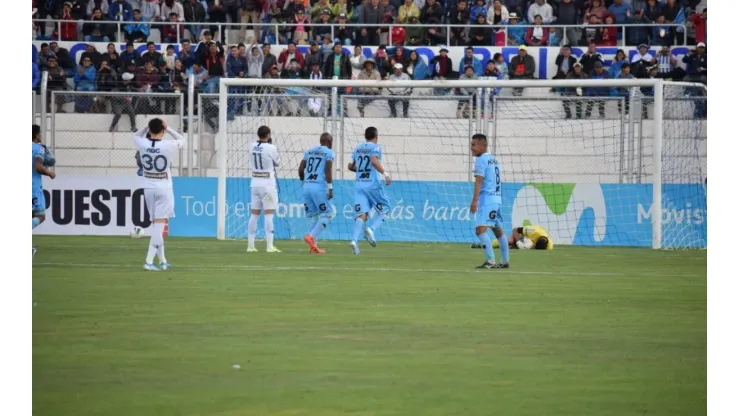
[216,78,706,249]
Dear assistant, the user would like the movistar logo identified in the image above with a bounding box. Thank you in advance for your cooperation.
[511,183,607,244]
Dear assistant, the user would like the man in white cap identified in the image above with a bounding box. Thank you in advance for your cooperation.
[387,63,411,118]
[683,42,707,84]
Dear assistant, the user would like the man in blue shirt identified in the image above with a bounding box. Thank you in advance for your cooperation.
[469,133,509,269]
[299,133,335,254]
[348,127,391,255]
[32,124,57,256]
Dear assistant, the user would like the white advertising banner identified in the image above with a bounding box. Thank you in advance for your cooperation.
[34,176,151,236]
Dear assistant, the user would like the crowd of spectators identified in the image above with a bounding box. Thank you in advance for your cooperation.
[33,0,707,48]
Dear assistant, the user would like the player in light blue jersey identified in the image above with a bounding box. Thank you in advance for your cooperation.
[32,124,57,257]
[347,127,391,255]
[469,133,509,269]
[299,132,335,255]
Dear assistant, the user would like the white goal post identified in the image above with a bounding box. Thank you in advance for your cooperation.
[216,77,706,249]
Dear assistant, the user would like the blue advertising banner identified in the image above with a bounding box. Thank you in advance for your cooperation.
[168,178,706,248]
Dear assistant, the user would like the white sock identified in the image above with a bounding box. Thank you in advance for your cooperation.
[247,214,259,249]
[146,222,165,264]
[265,214,275,249]
[157,231,167,264]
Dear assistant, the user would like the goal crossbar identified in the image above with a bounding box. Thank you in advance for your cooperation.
[216,78,667,248]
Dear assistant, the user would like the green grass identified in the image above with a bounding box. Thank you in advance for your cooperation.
[32,236,707,416]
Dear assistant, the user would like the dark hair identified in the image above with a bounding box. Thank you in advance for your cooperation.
[133,8,141,13]
[230,45,237,50]
[169,12,177,17]
[50,42,58,47]
[364,127,378,140]
[472,133,487,143]
[41,42,49,48]
[257,125,271,139]
[93,7,101,13]
[147,41,155,47]
[320,132,333,144]
[126,41,134,48]
[203,30,211,37]
[516,227,524,234]
[238,43,245,48]
[148,118,165,135]
[33,124,41,140]
[493,52,502,61]
[167,44,175,50]
[535,237,549,250]
[182,39,190,44]
[615,48,626,59]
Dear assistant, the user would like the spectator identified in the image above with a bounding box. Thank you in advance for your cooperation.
[359,0,384,45]
[449,0,470,47]
[608,0,632,25]
[487,0,509,24]
[291,9,312,44]
[642,0,663,23]
[183,0,207,41]
[163,44,178,70]
[421,0,444,24]
[162,12,184,43]
[373,45,393,78]
[579,41,603,74]
[581,15,603,45]
[80,44,102,69]
[86,0,110,18]
[506,13,526,46]
[625,8,650,46]
[405,16,424,46]
[585,61,607,118]
[119,42,141,70]
[387,63,411,118]
[247,43,265,78]
[583,0,608,23]
[609,48,627,78]
[109,0,134,22]
[553,45,577,79]
[238,0,261,43]
[468,14,491,46]
[311,0,333,21]
[136,60,159,92]
[614,63,634,115]
[356,59,382,117]
[350,45,365,78]
[313,10,333,42]
[105,42,121,70]
[322,42,351,115]
[689,8,706,46]
[662,0,681,44]
[195,32,223,63]
[73,55,97,112]
[188,62,209,92]
[528,0,554,24]
[556,0,581,46]
[547,27,561,46]
[95,59,117,114]
[50,42,75,72]
[332,0,352,22]
[458,46,482,76]
[426,16,446,45]
[83,7,112,42]
[45,57,69,113]
[202,42,225,93]
[457,65,478,118]
[429,47,453,96]
[493,52,508,79]
[321,36,337,66]
[140,0,161,22]
[37,43,57,72]
[58,2,78,41]
[652,15,672,46]
[141,41,164,67]
[561,62,587,119]
[281,59,303,79]
[262,44,278,77]
[278,41,305,72]
[508,45,535,96]
[631,43,652,65]
[391,45,410,73]
[398,0,421,23]
[504,0,527,19]
[336,13,353,45]
[178,40,196,69]
[161,0,185,21]
[304,41,323,76]
[525,15,548,46]
[125,9,151,42]
[682,42,706,84]
[170,59,188,93]
[469,0,487,23]
[407,49,430,80]
[653,45,681,80]
[110,60,138,132]
[33,62,40,90]
[598,14,617,46]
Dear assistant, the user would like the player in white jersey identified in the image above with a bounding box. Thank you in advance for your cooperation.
[247,125,281,253]
[133,118,185,271]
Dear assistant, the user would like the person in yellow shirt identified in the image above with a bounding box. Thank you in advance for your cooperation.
[398,0,421,23]
[492,224,554,250]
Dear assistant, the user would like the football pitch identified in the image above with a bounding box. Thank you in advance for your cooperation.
[32,236,706,416]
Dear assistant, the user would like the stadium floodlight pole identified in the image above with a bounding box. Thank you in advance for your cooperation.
[652,80,664,250]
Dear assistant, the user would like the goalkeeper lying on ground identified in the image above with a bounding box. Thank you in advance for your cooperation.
[493,224,554,250]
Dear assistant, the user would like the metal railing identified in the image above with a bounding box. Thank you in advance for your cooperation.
[32,18,690,47]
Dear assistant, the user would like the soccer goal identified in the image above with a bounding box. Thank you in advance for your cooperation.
[216,77,707,249]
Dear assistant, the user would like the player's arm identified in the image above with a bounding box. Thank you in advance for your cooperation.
[348,160,356,172]
[370,156,391,185]
[165,126,186,149]
[325,159,333,199]
[270,146,281,167]
[34,155,55,179]
[470,175,483,213]
[133,126,149,139]
[298,159,306,181]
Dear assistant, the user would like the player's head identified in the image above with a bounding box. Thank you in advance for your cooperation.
[470,134,487,156]
[320,132,333,149]
[33,124,41,143]
[257,125,271,142]
[535,237,549,250]
[147,118,166,139]
[364,127,378,142]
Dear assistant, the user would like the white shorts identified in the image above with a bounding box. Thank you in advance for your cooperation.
[250,186,278,211]
[144,188,175,220]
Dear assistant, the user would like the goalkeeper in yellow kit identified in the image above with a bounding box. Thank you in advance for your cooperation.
[493,224,554,250]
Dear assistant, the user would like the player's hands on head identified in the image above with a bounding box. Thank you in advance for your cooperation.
[161,119,168,131]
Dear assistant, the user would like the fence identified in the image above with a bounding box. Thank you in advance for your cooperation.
[32,18,692,47]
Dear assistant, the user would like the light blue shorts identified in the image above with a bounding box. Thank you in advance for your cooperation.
[354,187,391,218]
[32,188,46,216]
[474,203,503,229]
[303,186,334,218]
